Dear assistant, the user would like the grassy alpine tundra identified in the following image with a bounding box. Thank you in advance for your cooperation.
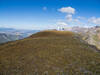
[0,31,100,75]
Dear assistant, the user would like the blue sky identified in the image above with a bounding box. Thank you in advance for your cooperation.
[0,0,100,30]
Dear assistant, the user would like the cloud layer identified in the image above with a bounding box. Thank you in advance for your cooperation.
[66,14,73,22]
[57,21,68,26]
[58,6,76,23]
[88,17,100,25]
[58,6,100,28]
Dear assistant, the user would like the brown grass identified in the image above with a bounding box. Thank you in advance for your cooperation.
[0,31,100,75]
[30,30,74,38]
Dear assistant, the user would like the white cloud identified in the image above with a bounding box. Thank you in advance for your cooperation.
[88,17,100,25]
[58,6,100,27]
[66,14,72,22]
[77,16,86,20]
[58,6,76,23]
[56,21,68,30]
[74,19,80,22]
[57,21,68,26]
[43,7,47,11]
[58,7,75,14]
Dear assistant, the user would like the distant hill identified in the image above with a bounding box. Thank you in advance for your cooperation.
[71,26,100,49]
[0,33,23,44]
[82,26,100,49]
[0,30,100,75]
[0,27,40,44]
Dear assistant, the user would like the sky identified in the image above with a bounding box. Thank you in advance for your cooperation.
[0,0,100,30]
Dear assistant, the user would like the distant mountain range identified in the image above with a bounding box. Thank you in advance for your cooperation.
[0,33,23,44]
[70,26,100,49]
[0,27,40,44]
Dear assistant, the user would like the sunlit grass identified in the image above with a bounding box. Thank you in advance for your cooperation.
[0,30,100,75]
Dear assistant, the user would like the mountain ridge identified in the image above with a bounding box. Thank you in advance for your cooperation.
[0,30,100,75]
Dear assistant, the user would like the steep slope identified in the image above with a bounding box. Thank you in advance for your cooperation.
[71,26,100,49]
[0,31,100,75]
[82,26,100,49]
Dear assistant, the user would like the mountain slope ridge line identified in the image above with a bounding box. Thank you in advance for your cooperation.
[0,30,100,75]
